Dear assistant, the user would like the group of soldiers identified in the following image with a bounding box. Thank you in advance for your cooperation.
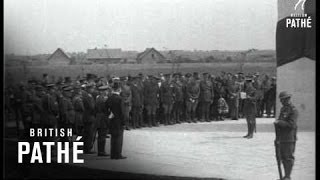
[4,71,276,157]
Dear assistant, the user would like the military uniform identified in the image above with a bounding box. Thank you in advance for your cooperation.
[120,81,132,130]
[185,78,200,123]
[172,76,184,123]
[130,78,144,128]
[59,86,75,143]
[73,87,85,136]
[160,78,174,125]
[95,85,110,156]
[275,92,298,180]
[106,88,126,159]
[227,80,240,120]
[143,77,160,127]
[82,85,96,154]
[243,80,257,139]
[199,74,214,122]
[253,77,264,117]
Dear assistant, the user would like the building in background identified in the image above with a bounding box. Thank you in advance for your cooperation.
[136,48,166,64]
[47,48,72,65]
[86,48,123,64]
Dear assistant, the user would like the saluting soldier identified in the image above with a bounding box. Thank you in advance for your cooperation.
[82,83,96,154]
[274,91,298,180]
[160,74,175,125]
[95,85,111,156]
[199,72,214,122]
[120,76,132,130]
[143,75,160,127]
[185,74,200,123]
[243,77,257,139]
[106,81,127,159]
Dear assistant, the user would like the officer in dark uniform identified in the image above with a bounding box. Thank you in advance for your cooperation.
[59,86,75,143]
[73,85,85,136]
[105,82,127,159]
[243,77,257,139]
[274,91,298,180]
[199,73,214,122]
[82,83,96,154]
[160,74,175,125]
[95,85,111,156]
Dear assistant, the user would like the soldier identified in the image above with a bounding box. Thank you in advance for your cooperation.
[172,73,184,123]
[243,77,257,139]
[120,76,132,130]
[41,84,59,141]
[227,75,240,120]
[160,74,175,125]
[199,73,214,122]
[73,85,85,136]
[143,75,160,127]
[237,72,246,118]
[266,77,276,118]
[185,74,200,123]
[82,83,96,154]
[253,73,264,117]
[106,82,127,159]
[95,85,111,156]
[274,91,298,180]
[130,76,144,128]
[31,85,45,142]
[59,86,76,143]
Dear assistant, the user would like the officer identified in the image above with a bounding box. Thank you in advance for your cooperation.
[243,77,257,139]
[185,74,200,123]
[82,83,96,154]
[73,85,85,136]
[59,85,76,143]
[199,72,214,122]
[160,74,174,125]
[106,81,127,159]
[130,76,144,128]
[274,91,298,180]
[120,76,132,130]
[95,85,111,156]
[172,73,184,123]
[143,75,160,127]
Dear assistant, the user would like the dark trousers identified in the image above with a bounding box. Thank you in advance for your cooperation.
[201,101,211,121]
[280,142,296,178]
[83,121,96,153]
[111,130,124,158]
[97,128,108,154]
[172,101,183,122]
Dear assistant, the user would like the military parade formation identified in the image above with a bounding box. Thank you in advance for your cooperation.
[5,71,277,158]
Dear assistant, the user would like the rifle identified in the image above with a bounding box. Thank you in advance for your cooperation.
[274,123,283,180]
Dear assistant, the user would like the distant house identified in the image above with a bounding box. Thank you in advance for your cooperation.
[86,48,123,64]
[136,48,166,64]
[47,48,72,65]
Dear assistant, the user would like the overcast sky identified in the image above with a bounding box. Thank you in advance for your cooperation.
[4,0,277,55]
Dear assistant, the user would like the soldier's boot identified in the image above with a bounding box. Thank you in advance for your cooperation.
[243,123,250,138]
[247,123,254,139]
[283,160,294,180]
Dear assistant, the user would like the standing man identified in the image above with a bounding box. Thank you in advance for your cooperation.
[274,91,298,180]
[95,85,110,156]
[172,73,184,123]
[82,83,96,154]
[266,77,277,118]
[73,85,85,136]
[228,75,240,120]
[199,73,214,122]
[144,76,160,127]
[185,74,200,123]
[130,76,144,128]
[120,77,132,130]
[59,86,75,143]
[243,77,257,139]
[160,74,174,125]
[106,82,127,159]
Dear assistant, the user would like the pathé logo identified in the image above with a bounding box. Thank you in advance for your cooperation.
[294,0,306,10]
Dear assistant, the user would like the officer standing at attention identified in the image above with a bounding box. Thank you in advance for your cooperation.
[274,91,298,180]
[199,72,214,122]
[243,77,257,139]
[82,83,96,154]
[106,81,127,159]
[95,85,111,156]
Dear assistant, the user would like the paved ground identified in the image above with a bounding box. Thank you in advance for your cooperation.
[4,118,315,180]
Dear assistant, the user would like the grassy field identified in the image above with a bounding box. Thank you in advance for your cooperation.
[5,62,276,85]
